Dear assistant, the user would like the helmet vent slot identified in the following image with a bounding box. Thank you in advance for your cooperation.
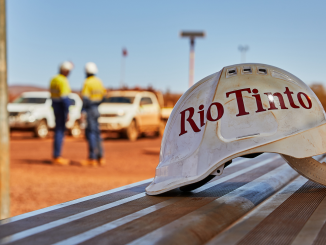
[257,68,267,75]
[226,68,237,78]
[242,66,252,74]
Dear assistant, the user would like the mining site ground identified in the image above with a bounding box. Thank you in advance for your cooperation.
[9,131,161,217]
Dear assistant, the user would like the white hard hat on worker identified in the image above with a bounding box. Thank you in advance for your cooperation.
[85,62,98,75]
[146,63,326,195]
[60,61,74,72]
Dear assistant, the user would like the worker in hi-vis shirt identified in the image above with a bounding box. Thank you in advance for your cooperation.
[50,61,73,165]
[80,62,106,167]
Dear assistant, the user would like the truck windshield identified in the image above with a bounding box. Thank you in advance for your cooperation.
[13,97,47,104]
[103,96,135,104]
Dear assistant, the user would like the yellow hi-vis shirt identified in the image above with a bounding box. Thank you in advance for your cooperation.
[81,76,106,101]
[50,74,71,99]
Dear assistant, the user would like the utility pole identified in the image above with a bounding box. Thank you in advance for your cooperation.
[0,0,10,219]
[180,31,205,88]
[238,45,249,63]
[120,48,127,88]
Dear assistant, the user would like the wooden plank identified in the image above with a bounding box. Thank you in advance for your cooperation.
[4,154,326,245]
[207,176,308,245]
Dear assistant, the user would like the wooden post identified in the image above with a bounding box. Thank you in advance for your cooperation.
[0,0,10,219]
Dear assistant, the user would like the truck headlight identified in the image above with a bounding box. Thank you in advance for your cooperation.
[28,115,35,122]
[117,110,125,117]
[19,111,35,122]
[21,111,31,117]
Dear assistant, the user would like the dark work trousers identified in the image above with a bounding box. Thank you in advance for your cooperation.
[52,100,68,158]
[85,106,103,159]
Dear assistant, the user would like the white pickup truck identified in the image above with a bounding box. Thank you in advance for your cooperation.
[8,91,83,138]
[98,90,168,141]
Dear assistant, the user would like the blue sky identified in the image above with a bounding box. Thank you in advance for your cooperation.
[7,0,326,93]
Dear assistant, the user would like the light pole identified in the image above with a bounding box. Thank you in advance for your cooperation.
[180,31,205,88]
[0,0,10,219]
[238,45,249,63]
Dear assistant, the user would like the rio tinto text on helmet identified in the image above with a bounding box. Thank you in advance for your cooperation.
[179,86,312,136]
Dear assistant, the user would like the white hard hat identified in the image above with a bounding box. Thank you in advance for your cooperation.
[146,63,326,195]
[85,62,98,74]
[60,61,74,71]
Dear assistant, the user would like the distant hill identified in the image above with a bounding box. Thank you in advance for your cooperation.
[9,85,48,102]
[8,85,183,107]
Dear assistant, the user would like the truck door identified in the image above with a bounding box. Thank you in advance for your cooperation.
[139,97,160,127]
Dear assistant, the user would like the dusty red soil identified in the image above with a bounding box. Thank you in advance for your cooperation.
[10,131,161,217]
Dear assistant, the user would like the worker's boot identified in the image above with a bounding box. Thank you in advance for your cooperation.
[80,159,98,167]
[98,158,106,166]
[53,157,70,166]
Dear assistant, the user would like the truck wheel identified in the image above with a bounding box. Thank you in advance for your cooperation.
[126,120,138,141]
[70,121,82,138]
[34,120,48,138]
[155,120,166,137]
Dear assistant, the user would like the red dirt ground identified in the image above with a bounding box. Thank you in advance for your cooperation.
[10,132,161,217]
